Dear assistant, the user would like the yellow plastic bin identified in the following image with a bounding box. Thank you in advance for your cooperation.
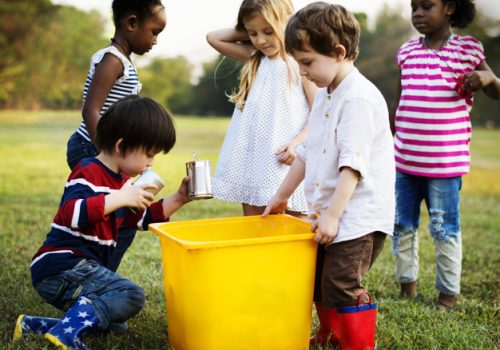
[149,214,317,350]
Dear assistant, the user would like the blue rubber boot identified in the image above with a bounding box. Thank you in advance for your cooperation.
[44,296,100,350]
[13,314,59,342]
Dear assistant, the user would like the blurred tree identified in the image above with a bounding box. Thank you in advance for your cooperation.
[139,56,193,114]
[191,55,242,116]
[0,2,106,108]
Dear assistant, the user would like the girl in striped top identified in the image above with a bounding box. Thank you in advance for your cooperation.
[390,0,499,311]
[66,0,166,274]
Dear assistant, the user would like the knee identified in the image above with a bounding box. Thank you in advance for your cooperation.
[429,208,459,241]
[128,284,146,313]
[391,228,416,255]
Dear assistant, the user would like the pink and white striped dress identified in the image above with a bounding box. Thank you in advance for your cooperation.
[394,34,485,178]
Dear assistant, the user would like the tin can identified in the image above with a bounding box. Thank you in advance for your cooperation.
[133,169,165,195]
[186,160,213,200]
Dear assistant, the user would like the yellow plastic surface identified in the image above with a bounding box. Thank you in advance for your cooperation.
[149,214,318,350]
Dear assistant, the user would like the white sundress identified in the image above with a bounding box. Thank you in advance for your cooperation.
[212,56,310,212]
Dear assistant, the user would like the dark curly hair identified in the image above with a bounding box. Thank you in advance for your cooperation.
[284,2,360,61]
[443,0,476,28]
[112,0,164,27]
[95,95,176,155]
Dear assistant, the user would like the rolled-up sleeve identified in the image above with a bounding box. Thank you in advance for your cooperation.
[336,99,375,180]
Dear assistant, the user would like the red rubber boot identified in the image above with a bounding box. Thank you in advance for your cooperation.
[310,302,341,347]
[337,292,377,350]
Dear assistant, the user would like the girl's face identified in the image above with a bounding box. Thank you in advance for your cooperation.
[118,147,158,177]
[411,0,453,35]
[292,47,342,89]
[130,5,166,55]
[244,13,280,59]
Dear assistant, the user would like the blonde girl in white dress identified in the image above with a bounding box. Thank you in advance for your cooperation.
[207,0,317,217]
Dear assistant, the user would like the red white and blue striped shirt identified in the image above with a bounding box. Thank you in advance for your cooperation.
[31,158,166,286]
[394,34,485,177]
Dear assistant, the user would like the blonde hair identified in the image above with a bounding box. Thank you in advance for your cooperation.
[229,0,295,109]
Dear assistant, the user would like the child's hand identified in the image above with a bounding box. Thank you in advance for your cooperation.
[276,140,300,166]
[121,180,157,210]
[460,71,494,92]
[310,212,339,246]
[161,177,191,219]
[176,176,191,204]
[262,193,288,216]
[104,180,156,215]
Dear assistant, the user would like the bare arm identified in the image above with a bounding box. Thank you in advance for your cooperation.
[464,61,500,100]
[302,77,318,107]
[206,28,255,62]
[276,78,317,165]
[82,54,124,143]
[311,167,359,245]
[389,69,402,135]
[262,158,306,216]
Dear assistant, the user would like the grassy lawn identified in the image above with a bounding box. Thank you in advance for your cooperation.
[0,110,498,349]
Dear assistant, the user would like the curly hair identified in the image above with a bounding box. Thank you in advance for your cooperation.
[112,0,164,27]
[284,2,360,61]
[443,0,476,28]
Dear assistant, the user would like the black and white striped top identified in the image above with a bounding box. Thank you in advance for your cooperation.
[77,45,142,141]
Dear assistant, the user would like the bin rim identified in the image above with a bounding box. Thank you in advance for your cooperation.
[149,214,316,250]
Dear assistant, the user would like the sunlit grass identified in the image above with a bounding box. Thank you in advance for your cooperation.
[1,110,498,349]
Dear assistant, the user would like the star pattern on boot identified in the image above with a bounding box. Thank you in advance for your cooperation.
[63,326,75,334]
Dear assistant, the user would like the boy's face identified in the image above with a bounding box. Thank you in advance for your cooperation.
[292,46,342,89]
[118,147,158,177]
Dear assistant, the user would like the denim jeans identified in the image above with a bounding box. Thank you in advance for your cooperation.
[392,171,462,295]
[66,131,97,170]
[34,259,145,329]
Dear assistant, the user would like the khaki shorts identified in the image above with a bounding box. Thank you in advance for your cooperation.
[314,232,386,307]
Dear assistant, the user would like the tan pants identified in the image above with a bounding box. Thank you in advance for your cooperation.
[314,232,386,307]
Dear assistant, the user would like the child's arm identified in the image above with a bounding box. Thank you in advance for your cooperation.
[206,28,255,62]
[82,54,125,144]
[276,78,317,165]
[161,176,191,218]
[302,77,318,107]
[262,158,306,216]
[104,180,156,215]
[463,61,500,100]
[310,167,359,245]
[389,69,402,135]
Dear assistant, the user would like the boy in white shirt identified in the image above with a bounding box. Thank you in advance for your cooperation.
[263,3,395,349]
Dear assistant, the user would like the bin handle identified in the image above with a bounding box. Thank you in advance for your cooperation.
[356,291,372,306]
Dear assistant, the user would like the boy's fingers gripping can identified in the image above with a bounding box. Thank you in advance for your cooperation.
[133,169,165,195]
[186,160,213,200]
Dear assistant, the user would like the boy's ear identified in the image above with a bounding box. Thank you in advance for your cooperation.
[334,44,347,61]
[115,138,124,155]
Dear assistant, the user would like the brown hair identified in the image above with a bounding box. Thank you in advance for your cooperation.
[285,2,360,61]
[229,0,295,109]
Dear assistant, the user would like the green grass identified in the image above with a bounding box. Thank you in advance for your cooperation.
[0,110,498,349]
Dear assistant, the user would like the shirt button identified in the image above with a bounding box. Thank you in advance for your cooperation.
[325,113,329,119]
[327,95,331,100]
[315,181,320,187]
[322,149,326,154]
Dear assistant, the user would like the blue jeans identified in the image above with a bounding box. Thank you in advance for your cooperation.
[392,171,462,295]
[66,131,98,170]
[34,259,145,329]
[66,132,137,272]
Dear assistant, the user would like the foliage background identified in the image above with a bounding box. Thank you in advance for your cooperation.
[1,0,499,125]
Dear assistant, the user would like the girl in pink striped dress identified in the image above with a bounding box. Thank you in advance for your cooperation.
[390,0,499,311]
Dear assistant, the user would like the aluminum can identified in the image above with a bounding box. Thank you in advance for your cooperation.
[186,160,213,199]
[133,169,165,195]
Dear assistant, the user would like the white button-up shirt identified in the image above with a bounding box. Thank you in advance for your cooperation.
[296,69,395,243]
